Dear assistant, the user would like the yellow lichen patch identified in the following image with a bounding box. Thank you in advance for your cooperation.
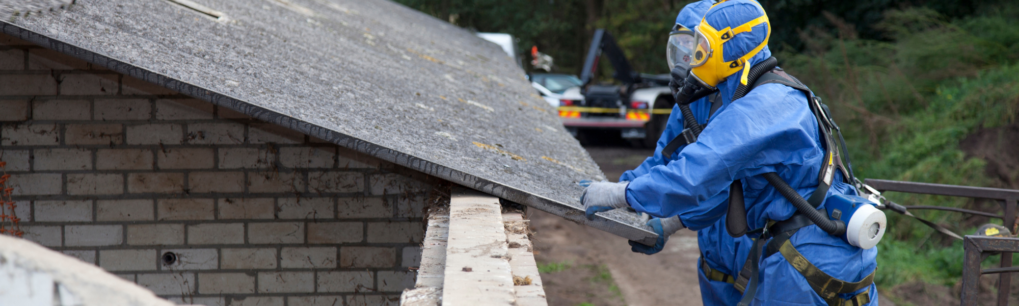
[473,142,526,161]
[513,275,533,286]
[535,127,542,132]
[542,156,582,173]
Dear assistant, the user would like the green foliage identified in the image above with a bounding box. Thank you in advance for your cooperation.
[780,7,1019,288]
[538,261,573,274]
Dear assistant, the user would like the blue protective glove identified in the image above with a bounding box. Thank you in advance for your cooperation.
[579,181,630,220]
[628,216,686,255]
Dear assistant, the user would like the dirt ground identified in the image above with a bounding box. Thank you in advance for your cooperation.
[529,143,702,306]
[529,141,903,306]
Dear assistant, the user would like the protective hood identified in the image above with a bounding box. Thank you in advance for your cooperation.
[690,0,771,90]
[675,0,716,29]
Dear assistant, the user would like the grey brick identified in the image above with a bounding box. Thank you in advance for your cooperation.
[99,249,155,271]
[198,273,255,294]
[369,173,432,196]
[402,246,422,268]
[0,75,57,95]
[0,149,30,171]
[95,99,151,120]
[97,199,154,221]
[188,171,244,193]
[122,75,177,95]
[127,224,184,245]
[0,49,23,70]
[0,100,28,122]
[188,223,244,245]
[34,148,91,170]
[248,171,305,193]
[279,146,335,168]
[137,273,194,296]
[128,173,184,193]
[221,248,277,269]
[257,272,314,293]
[317,271,372,293]
[229,296,282,306]
[396,193,427,218]
[96,149,153,170]
[249,123,303,144]
[187,122,244,145]
[157,148,214,169]
[20,225,61,247]
[34,200,92,222]
[7,173,62,195]
[248,222,304,244]
[307,222,362,244]
[67,173,124,195]
[377,271,415,292]
[65,225,122,246]
[367,221,424,243]
[278,197,333,220]
[337,197,391,219]
[65,123,123,145]
[339,247,394,268]
[346,295,400,306]
[156,99,213,120]
[157,198,214,220]
[280,247,336,268]
[218,148,274,169]
[308,171,363,193]
[60,73,118,96]
[162,248,217,270]
[287,296,345,306]
[28,48,89,70]
[63,250,97,265]
[32,99,90,120]
[126,123,183,145]
[1,123,59,146]
[218,198,274,219]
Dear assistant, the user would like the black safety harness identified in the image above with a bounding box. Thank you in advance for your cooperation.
[664,58,875,306]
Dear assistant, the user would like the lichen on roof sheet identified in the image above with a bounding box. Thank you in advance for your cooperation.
[0,0,657,244]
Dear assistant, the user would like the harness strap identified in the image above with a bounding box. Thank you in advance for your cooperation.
[776,236,876,305]
[700,257,736,284]
[661,92,722,159]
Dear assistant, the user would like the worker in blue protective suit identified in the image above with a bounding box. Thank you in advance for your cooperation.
[618,1,754,305]
[580,0,878,305]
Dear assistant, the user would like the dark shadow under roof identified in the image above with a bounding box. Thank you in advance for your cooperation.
[0,0,656,244]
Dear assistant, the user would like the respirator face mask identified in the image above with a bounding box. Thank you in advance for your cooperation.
[666,25,697,75]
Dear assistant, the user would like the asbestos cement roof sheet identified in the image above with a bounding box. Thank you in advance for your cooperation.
[0,0,656,244]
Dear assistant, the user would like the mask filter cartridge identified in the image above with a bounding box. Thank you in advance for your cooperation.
[825,194,886,249]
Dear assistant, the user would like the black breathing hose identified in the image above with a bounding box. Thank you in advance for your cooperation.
[731,57,779,101]
[763,172,846,236]
[679,104,702,134]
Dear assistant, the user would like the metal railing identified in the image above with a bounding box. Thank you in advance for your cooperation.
[865,179,1019,306]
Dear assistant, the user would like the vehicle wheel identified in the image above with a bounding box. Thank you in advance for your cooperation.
[643,96,672,148]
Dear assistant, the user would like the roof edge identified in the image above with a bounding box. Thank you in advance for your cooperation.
[0,22,657,245]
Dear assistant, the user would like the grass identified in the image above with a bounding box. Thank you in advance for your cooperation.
[538,261,572,274]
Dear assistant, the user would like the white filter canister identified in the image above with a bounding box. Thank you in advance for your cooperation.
[846,205,886,249]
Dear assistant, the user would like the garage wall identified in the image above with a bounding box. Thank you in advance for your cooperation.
[0,33,435,306]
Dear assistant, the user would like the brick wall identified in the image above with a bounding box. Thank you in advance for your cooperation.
[0,33,436,306]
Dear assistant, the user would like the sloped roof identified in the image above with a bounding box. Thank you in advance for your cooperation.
[0,0,656,244]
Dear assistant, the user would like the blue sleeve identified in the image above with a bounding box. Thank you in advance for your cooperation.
[624,84,824,230]
[619,104,685,182]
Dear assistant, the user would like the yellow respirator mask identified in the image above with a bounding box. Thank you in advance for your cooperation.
[688,11,770,89]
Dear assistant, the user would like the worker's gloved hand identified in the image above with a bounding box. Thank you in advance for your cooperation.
[629,216,686,255]
[580,181,630,220]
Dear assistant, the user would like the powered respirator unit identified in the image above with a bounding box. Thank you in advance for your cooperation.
[824,194,886,249]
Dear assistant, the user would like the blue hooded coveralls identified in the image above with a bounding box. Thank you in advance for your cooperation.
[619,1,752,304]
[622,0,878,304]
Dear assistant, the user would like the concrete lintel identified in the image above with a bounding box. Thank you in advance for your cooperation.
[441,187,516,305]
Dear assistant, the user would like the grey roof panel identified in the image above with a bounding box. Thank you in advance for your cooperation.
[1,0,657,244]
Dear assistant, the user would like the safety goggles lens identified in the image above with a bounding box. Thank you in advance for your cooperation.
[690,29,712,68]
[666,31,696,70]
